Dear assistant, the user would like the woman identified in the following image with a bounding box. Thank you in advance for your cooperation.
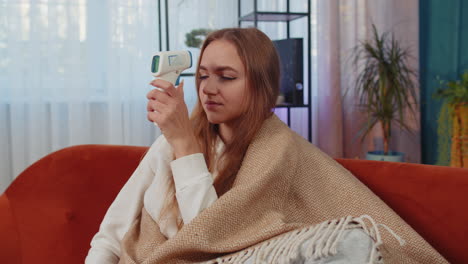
[86,28,446,264]
[85,27,280,263]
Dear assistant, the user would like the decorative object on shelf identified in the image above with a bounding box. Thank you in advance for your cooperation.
[273,38,304,106]
[434,71,468,168]
[238,0,312,141]
[185,28,214,48]
[350,24,418,162]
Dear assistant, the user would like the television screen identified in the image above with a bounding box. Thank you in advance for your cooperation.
[273,38,304,105]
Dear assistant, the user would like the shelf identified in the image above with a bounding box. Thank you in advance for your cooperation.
[239,12,308,22]
[238,0,312,141]
[275,104,309,108]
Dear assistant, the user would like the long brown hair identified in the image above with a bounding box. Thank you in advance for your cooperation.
[160,27,280,228]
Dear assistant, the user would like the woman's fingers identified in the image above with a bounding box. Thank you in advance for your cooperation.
[147,111,156,123]
[146,100,158,113]
[147,98,170,112]
[147,106,172,126]
[147,89,171,103]
[146,79,186,127]
[177,80,184,97]
[150,79,177,97]
[147,98,169,122]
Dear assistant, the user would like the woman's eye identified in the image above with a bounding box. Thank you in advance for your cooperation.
[199,75,209,80]
[221,76,236,81]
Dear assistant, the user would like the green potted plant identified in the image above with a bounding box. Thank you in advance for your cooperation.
[185,28,214,48]
[434,71,468,167]
[351,24,418,162]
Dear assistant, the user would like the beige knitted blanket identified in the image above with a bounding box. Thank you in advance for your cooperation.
[118,115,447,264]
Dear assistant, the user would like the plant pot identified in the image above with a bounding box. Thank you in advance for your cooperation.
[365,151,405,162]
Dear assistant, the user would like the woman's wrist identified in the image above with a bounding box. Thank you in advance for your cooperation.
[172,136,202,159]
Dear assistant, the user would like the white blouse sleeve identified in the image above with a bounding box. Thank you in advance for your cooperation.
[170,153,218,224]
[85,138,162,264]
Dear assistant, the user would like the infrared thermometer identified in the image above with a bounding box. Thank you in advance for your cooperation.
[151,50,192,86]
[150,50,192,127]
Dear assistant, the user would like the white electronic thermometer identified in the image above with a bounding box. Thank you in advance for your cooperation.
[150,50,192,127]
[151,50,192,86]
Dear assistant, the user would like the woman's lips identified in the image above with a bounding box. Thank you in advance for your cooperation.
[205,101,222,111]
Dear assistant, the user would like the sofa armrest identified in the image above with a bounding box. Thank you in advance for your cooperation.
[0,193,21,264]
[0,144,148,263]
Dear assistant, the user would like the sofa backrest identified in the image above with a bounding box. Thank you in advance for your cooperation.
[1,145,467,263]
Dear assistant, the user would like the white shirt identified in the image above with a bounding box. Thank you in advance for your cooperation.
[85,135,223,264]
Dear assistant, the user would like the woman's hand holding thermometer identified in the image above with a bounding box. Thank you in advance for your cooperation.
[147,50,201,158]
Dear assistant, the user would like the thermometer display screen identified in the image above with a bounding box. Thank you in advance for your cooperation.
[151,56,160,73]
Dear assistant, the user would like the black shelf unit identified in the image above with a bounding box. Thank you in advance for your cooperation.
[240,12,308,22]
[238,0,312,142]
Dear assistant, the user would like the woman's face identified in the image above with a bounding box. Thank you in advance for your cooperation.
[198,39,248,125]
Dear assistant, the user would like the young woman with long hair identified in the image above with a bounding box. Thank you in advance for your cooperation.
[85,27,280,263]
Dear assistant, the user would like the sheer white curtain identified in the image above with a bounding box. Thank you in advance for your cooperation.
[311,0,420,161]
[0,0,161,193]
[0,0,239,194]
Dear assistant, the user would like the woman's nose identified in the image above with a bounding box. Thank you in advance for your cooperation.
[202,80,218,95]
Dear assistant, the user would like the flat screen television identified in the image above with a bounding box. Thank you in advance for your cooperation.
[273,38,304,105]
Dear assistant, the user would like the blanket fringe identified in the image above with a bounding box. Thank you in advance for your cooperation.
[204,215,405,264]
[353,215,406,264]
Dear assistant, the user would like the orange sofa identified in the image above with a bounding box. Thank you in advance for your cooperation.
[0,144,467,263]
